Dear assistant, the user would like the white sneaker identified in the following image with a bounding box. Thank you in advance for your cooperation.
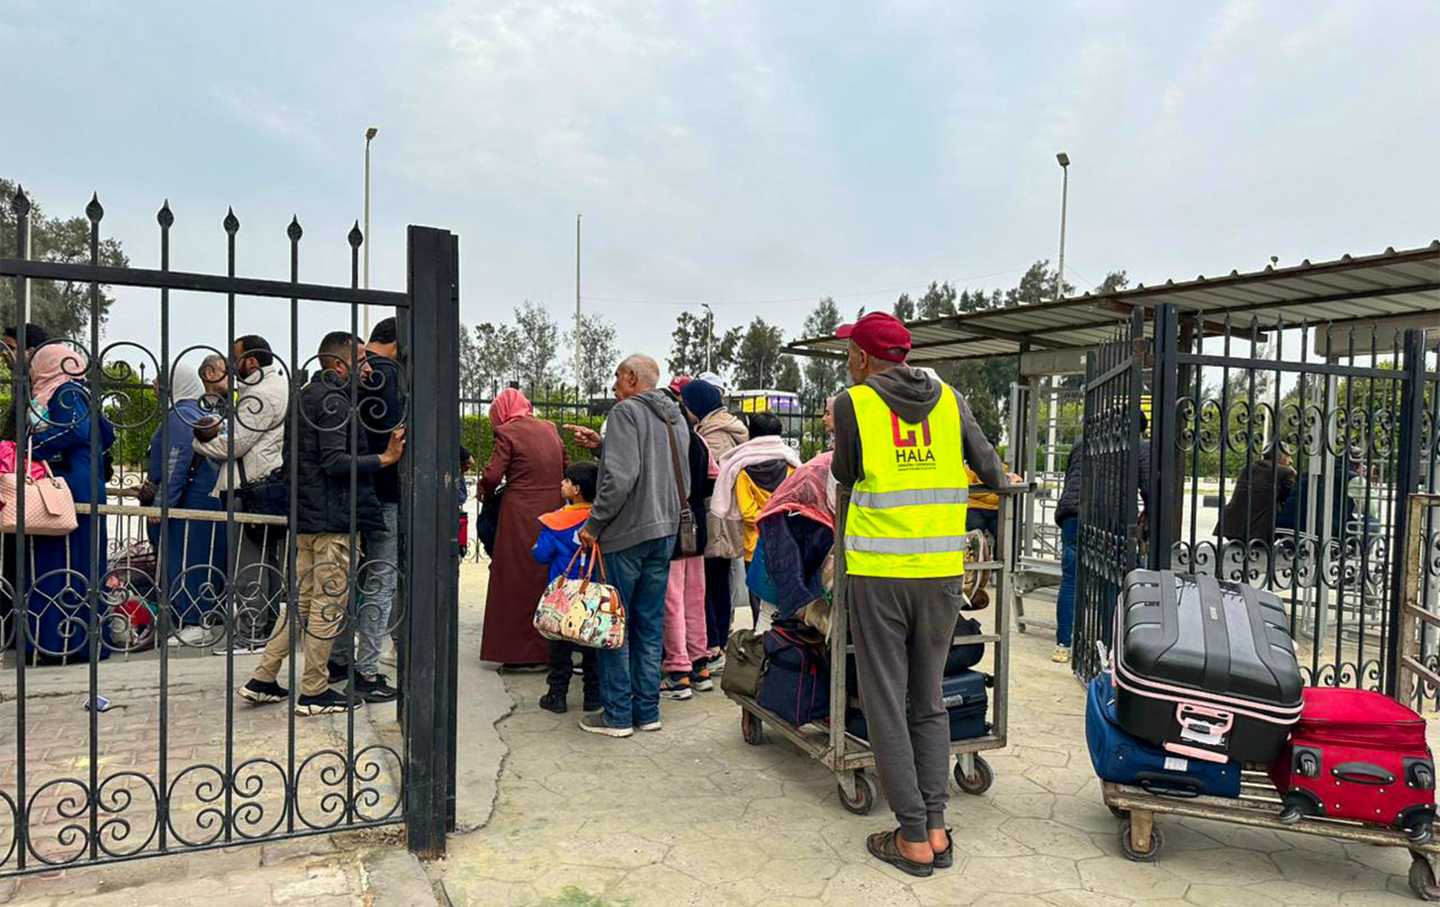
[173,625,223,648]
[1051,645,1071,664]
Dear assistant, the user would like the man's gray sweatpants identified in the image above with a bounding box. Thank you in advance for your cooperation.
[848,573,964,845]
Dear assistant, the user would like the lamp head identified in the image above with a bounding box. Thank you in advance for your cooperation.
[1056,151,1070,168]
[366,127,379,141]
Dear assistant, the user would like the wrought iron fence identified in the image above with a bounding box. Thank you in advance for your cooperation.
[0,188,460,873]
[1075,302,1435,700]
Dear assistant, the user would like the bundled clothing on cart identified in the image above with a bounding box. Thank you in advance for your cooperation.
[706,434,800,561]
[751,451,837,621]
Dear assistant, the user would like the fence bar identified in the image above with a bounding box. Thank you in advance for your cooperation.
[1386,329,1429,695]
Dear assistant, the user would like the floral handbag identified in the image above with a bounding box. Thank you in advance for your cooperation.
[532,544,626,650]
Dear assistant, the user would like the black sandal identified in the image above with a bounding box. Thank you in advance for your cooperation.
[933,828,955,869]
[866,829,934,878]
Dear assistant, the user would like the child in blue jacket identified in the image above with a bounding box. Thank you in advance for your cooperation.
[533,461,601,714]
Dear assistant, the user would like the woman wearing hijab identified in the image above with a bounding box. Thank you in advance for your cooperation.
[679,379,748,663]
[143,361,226,647]
[25,343,117,663]
[479,388,567,668]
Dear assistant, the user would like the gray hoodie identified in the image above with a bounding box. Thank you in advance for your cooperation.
[584,389,691,553]
[831,366,1008,492]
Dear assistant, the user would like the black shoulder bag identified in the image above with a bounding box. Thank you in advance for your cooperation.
[666,421,698,559]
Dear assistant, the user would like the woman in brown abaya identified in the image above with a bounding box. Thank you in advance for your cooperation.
[479,388,567,668]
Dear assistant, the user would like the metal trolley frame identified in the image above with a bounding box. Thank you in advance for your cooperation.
[725,487,1024,815]
[1098,492,1440,901]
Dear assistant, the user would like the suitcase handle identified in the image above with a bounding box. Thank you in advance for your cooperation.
[1175,703,1233,745]
[1134,772,1202,799]
[1331,762,1396,786]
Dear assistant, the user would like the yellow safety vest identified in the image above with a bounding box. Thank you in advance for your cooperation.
[844,385,968,578]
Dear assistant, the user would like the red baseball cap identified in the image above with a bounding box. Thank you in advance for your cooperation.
[836,312,911,362]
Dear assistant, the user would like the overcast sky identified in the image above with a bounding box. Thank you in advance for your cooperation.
[2,0,1437,382]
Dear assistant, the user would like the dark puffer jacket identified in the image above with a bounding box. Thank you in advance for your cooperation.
[295,375,386,535]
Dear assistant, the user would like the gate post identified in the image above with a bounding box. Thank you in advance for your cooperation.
[1148,304,1179,568]
[403,226,461,858]
[1385,328,1427,697]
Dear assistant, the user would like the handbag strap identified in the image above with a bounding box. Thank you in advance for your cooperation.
[663,420,689,511]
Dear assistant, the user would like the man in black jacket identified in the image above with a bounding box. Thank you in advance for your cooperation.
[327,317,405,701]
[240,332,405,716]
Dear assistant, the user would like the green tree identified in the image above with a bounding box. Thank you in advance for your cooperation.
[468,322,522,397]
[1005,260,1074,307]
[801,297,847,408]
[776,355,802,393]
[893,294,916,321]
[916,281,958,319]
[567,312,620,396]
[667,309,732,377]
[732,318,785,389]
[0,178,129,339]
[513,301,559,395]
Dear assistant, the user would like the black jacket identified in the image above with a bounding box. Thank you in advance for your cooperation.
[295,375,386,535]
[361,355,404,504]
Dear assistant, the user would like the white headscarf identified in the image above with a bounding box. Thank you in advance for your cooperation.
[168,363,206,403]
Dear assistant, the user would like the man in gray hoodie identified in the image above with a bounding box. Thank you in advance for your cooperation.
[567,354,689,738]
[831,313,1012,877]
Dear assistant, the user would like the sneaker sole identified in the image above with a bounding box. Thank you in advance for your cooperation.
[637,722,663,732]
[579,721,633,738]
[295,703,356,716]
[660,689,693,701]
[692,680,715,692]
[239,689,286,704]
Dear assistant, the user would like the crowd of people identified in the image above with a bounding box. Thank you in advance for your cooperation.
[0,319,407,718]
[476,312,1019,874]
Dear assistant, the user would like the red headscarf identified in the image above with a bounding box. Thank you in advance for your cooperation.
[489,388,533,427]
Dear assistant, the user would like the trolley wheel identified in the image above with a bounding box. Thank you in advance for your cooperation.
[954,755,994,796]
[1410,853,1440,902]
[740,711,763,746]
[1107,803,1130,820]
[1120,821,1163,863]
[838,772,878,815]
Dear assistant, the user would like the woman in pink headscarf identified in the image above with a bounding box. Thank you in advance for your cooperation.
[479,388,567,668]
[23,343,117,663]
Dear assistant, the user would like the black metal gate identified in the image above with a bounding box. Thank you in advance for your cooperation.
[0,187,459,874]
[1072,310,1146,680]
[1075,302,1429,698]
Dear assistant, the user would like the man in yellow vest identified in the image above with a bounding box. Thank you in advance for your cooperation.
[831,312,1012,877]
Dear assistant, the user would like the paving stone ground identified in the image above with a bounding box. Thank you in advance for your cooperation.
[3,554,1435,905]
[432,561,1434,907]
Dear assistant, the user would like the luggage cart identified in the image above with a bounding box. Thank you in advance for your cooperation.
[1100,492,1440,901]
[726,486,1025,814]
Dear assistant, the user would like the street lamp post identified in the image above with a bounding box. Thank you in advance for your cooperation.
[701,302,714,374]
[363,126,379,337]
[1044,152,1072,478]
[1055,151,1070,302]
[575,214,582,400]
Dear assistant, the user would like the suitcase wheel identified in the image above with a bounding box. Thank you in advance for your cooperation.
[740,711,763,746]
[954,755,994,796]
[1120,821,1164,863]
[838,771,878,816]
[1409,853,1440,902]
[1278,791,1324,825]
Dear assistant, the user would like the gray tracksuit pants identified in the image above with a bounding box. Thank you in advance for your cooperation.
[848,573,964,844]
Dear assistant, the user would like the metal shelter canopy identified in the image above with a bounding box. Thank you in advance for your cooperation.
[787,241,1440,364]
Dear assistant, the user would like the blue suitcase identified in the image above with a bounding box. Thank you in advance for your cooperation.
[1086,672,1241,798]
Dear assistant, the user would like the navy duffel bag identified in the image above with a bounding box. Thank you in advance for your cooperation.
[756,626,829,726]
[1086,671,1241,798]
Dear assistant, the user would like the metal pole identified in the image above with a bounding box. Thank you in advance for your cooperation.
[21,208,31,323]
[575,213,582,397]
[363,127,378,337]
[702,302,714,373]
[1056,155,1069,301]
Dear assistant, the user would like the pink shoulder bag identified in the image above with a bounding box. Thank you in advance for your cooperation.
[0,441,78,536]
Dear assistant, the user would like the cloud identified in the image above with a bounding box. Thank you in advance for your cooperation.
[211,85,327,157]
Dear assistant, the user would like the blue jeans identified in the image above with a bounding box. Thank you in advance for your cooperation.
[599,536,675,728]
[356,502,400,676]
[1056,517,1078,646]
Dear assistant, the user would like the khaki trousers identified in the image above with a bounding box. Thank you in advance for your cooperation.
[252,533,356,696]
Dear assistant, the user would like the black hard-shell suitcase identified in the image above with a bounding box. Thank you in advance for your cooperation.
[1112,570,1303,764]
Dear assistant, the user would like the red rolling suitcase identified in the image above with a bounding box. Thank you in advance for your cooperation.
[1269,687,1436,841]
